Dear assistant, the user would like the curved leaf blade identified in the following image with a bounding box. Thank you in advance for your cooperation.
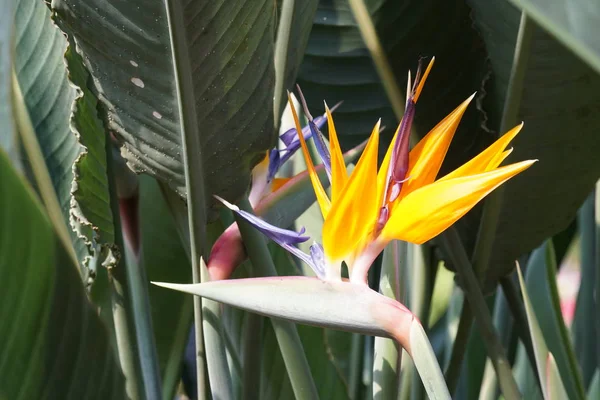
[15,0,115,284]
[0,148,127,399]
[523,241,586,400]
[517,258,574,400]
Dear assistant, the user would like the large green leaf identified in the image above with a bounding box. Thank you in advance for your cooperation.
[467,0,600,289]
[0,148,127,399]
[51,0,277,213]
[14,0,115,283]
[508,0,600,74]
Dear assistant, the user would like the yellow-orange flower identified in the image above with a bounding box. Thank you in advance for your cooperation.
[290,59,536,283]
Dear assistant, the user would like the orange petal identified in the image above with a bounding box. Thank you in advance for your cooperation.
[271,177,291,192]
[288,93,331,217]
[413,57,435,103]
[438,123,523,182]
[376,123,400,206]
[326,103,348,203]
[323,121,380,262]
[382,159,536,244]
[400,94,475,197]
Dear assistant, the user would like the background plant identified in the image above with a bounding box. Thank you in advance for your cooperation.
[1,0,599,399]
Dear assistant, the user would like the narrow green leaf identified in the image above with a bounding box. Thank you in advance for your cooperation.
[525,241,586,400]
[374,241,405,400]
[438,228,521,399]
[0,148,127,398]
[588,369,600,399]
[546,354,569,400]
[139,176,192,399]
[573,192,598,386]
[517,262,571,400]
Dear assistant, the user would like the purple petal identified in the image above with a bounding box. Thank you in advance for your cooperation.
[295,85,332,181]
[268,112,330,182]
[267,148,280,183]
[217,197,309,245]
[385,99,415,203]
[308,120,332,180]
[216,196,328,279]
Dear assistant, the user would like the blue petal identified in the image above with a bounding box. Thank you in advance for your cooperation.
[234,207,309,245]
[307,120,332,181]
[216,196,327,279]
[267,149,280,183]
[268,116,328,183]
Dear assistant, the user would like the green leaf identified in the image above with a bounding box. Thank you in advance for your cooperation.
[573,192,598,387]
[467,0,600,289]
[0,0,19,166]
[517,259,572,400]
[524,241,586,400]
[51,0,276,212]
[546,354,570,400]
[588,369,600,399]
[139,175,192,399]
[507,0,600,74]
[13,0,115,284]
[0,148,127,398]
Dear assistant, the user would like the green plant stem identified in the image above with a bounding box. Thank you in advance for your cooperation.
[499,275,540,387]
[105,146,146,400]
[273,0,295,126]
[242,313,264,400]
[439,228,521,399]
[164,0,209,398]
[374,241,404,400]
[595,182,600,374]
[349,333,364,399]
[444,302,473,395]
[236,198,318,400]
[200,258,234,400]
